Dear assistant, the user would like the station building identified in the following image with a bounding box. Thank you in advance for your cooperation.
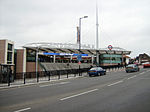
[138,53,150,64]
[20,42,131,73]
[0,40,131,81]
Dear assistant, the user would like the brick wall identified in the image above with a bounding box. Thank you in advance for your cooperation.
[0,40,6,64]
[16,49,24,73]
[26,62,41,72]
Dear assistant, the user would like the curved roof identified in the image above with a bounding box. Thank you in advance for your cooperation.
[24,42,94,49]
[23,42,131,55]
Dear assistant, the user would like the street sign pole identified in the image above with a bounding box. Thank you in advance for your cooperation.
[108,45,113,66]
[77,54,82,76]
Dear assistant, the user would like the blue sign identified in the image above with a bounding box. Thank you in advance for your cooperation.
[43,52,88,56]
[77,54,82,61]
[43,53,59,55]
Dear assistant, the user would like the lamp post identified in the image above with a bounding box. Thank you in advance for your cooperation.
[36,47,39,82]
[78,16,88,50]
[78,16,88,76]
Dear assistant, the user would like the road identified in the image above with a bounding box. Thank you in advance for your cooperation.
[0,68,150,112]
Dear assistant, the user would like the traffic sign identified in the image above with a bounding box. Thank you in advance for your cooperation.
[78,61,81,64]
[108,45,113,50]
[77,54,82,61]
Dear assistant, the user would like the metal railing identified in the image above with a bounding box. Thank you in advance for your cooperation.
[0,65,125,86]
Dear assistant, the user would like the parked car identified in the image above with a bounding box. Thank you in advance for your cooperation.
[88,67,106,77]
[126,64,140,73]
[142,62,150,68]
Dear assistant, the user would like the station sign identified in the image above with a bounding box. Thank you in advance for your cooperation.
[108,45,113,50]
[43,52,88,56]
[77,54,82,61]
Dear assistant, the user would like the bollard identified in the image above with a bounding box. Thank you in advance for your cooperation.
[23,73,26,84]
[48,72,50,81]
[58,71,61,80]
[8,72,10,86]
[37,72,39,83]
[80,69,82,76]
[74,70,76,77]
[67,70,69,78]
[79,65,81,76]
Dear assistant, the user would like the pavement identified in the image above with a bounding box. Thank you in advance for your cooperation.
[0,68,126,89]
[0,74,82,89]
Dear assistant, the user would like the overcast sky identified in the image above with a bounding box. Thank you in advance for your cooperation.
[0,0,150,57]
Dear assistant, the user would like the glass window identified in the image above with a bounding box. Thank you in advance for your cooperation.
[100,54,121,64]
[7,52,12,61]
[8,43,13,51]
[26,49,36,62]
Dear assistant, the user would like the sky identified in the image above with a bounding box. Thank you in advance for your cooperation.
[0,0,150,58]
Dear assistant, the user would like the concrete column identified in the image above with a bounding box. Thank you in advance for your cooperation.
[53,55,56,63]
[96,51,99,66]
[92,55,94,65]
[70,55,73,63]
[23,48,26,73]
[4,40,7,64]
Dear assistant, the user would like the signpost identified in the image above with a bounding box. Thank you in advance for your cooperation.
[77,54,82,62]
[108,45,113,66]
[77,54,82,76]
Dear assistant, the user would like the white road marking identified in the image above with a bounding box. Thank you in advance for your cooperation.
[40,82,70,87]
[107,80,123,87]
[139,72,145,75]
[140,78,150,80]
[127,75,137,80]
[60,89,98,101]
[14,107,31,112]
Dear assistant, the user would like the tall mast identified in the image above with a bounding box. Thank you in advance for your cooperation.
[96,1,99,49]
[96,1,99,65]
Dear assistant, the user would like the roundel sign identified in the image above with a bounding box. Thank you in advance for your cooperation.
[108,45,113,50]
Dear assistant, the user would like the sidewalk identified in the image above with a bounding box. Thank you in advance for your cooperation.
[0,73,85,89]
[0,68,126,89]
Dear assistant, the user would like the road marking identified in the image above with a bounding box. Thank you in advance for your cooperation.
[140,78,150,80]
[127,75,137,80]
[14,107,31,112]
[107,80,123,87]
[60,89,98,101]
[40,82,70,87]
[139,72,145,75]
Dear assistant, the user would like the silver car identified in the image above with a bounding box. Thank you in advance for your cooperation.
[126,64,140,73]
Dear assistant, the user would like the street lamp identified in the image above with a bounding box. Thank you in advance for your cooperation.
[78,16,88,76]
[78,16,88,50]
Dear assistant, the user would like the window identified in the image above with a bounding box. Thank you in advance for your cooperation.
[8,43,13,51]
[100,54,122,64]
[26,49,36,62]
[7,52,12,61]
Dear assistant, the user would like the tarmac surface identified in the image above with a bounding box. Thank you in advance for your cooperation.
[1,67,150,112]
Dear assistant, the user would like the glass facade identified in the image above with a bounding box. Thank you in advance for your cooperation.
[26,49,36,62]
[100,54,122,65]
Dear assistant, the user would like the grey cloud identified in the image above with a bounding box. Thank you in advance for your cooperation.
[0,0,150,57]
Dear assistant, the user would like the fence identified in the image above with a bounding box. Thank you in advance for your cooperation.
[0,67,89,86]
[0,65,125,86]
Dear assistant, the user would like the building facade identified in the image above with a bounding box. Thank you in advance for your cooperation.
[0,39,14,65]
[0,39,14,82]
[99,54,122,66]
